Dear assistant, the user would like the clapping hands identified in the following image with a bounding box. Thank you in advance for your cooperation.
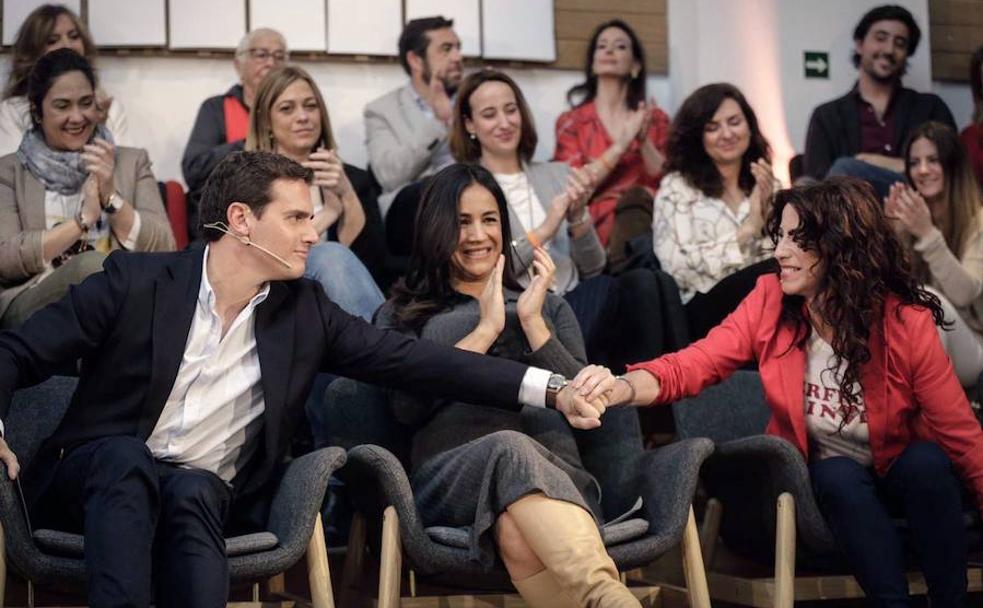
[885,183,934,240]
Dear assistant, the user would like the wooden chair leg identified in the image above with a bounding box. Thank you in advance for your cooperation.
[378,506,402,608]
[340,511,367,605]
[307,516,335,608]
[774,492,796,608]
[699,497,722,568]
[681,505,712,608]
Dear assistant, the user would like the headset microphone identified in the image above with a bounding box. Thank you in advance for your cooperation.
[202,222,294,269]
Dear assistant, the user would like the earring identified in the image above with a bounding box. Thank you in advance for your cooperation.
[469,132,477,140]
[631,68,640,79]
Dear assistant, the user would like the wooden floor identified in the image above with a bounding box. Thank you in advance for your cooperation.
[6,543,983,607]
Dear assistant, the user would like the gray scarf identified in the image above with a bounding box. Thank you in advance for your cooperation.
[15,125,115,195]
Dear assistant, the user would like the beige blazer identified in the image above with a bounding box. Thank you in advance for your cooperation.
[363,84,448,211]
[0,146,175,317]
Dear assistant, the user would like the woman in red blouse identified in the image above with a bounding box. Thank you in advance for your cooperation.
[578,178,982,607]
[553,19,670,247]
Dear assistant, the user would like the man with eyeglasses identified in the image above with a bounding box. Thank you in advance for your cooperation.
[181,28,289,241]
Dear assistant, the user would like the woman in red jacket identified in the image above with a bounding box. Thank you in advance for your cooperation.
[579,177,983,607]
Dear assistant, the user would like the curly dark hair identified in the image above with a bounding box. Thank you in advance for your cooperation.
[766,177,946,419]
[387,163,523,333]
[664,83,771,199]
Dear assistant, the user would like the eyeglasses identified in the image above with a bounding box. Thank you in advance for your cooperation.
[243,48,289,63]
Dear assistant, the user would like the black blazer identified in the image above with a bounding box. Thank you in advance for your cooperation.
[803,85,956,180]
[0,247,528,529]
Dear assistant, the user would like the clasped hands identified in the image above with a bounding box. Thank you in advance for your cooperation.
[553,365,621,430]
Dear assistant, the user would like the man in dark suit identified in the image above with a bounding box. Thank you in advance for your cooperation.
[0,152,610,607]
[802,5,955,197]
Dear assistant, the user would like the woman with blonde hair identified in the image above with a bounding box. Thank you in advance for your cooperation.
[245,65,383,320]
[0,4,128,152]
[885,120,983,385]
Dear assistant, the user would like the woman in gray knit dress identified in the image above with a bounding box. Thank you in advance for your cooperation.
[376,163,639,607]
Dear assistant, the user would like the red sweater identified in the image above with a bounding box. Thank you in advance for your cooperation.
[961,123,983,190]
[629,274,983,512]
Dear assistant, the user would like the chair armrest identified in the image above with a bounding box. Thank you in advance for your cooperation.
[344,444,454,572]
[707,435,836,556]
[628,438,714,541]
[266,447,346,555]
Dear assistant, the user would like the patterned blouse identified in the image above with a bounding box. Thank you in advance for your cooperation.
[553,100,670,245]
[652,172,769,303]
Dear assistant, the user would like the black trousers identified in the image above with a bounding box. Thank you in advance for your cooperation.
[33,436,232,608]
[685,259,778,340]
[565,268,668,373]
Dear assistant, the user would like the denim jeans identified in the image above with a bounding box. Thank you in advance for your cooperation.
[827,156,906,200]
[303,241,384,321]
[809,442,968,607]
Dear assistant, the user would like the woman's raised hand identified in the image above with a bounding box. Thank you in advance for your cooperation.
[81,137,116,205]
[615,101,649,149]
[885,182,933,240]
[477,254,507,338]
[517,247,556,323]
[748,159,775,226]
[564,166,595,224]
[304,149,353,198]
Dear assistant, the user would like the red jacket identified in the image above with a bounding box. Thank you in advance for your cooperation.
[628,274,983,512]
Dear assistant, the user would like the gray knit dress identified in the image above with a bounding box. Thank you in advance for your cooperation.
[375,288,602,569]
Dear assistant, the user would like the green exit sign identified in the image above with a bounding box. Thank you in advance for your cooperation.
[804,51,829,79]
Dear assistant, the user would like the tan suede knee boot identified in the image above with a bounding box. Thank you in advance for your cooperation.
[507,494,641,608]
[512,569,575,608]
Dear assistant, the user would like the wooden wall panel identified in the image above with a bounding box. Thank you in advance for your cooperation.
[551,0,668,73]
[929,0,983,82]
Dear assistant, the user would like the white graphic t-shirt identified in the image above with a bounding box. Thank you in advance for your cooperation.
[803,333,873,466]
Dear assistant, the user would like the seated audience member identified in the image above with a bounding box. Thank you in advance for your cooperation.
[182,27,288,240]
[0,49,174,329]
[653,83,777,340]
[803,5,955,198]
[246,65,383,321]
[0,4,129,154]
[601,178,983,608]
[554,19,670,248]
[961,45,983,188]
[364,16,462,220]
[376,162,640,607]
[451,68,667,368]
[886,121,983,386]
[0,150,607,608]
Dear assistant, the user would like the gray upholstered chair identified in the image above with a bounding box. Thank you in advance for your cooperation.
[324,377,714,608]
[0,376,345,608]
[672,369,983,608]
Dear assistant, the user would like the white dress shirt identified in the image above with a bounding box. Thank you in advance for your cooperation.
[146,246,269,483]
[143,247,554,484]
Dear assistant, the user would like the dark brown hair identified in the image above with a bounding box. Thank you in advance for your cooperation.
[566,19,646,109]
[664,83,771,198]
[902,121,983,280]
[766,178,945,418]
[4,4,96,99]
[27,47,96,129]
[398,16,454,76]
[198,151,313,241]
[450,69,538,164]
[386,163,522,333]
[851,4,921,69]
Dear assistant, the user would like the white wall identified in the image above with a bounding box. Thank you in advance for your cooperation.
[91,54,670,187]
[6,0,975,187]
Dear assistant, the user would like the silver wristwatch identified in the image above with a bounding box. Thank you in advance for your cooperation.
[545,373,569,409]
[103,191,124,215]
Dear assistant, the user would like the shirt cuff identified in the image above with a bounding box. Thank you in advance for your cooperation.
[518,366,552,408]
[120,210,141,250]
